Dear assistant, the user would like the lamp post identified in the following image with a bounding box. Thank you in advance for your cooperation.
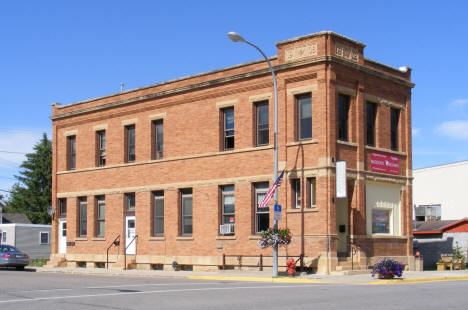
[227,32,279,277]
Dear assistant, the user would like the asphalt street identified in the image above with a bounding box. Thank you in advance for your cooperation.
[1,269,467,310]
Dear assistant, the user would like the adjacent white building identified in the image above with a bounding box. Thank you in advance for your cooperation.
[413,161,468,220]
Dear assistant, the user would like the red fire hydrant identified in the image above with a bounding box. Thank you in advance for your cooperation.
[287,258,296,277]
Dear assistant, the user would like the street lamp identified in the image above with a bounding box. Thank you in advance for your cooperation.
[227,31,280,277]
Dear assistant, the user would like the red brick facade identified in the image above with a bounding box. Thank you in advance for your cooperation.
[49,31,415,273]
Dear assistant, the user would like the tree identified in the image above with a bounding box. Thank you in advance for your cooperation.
[6,133,52,224]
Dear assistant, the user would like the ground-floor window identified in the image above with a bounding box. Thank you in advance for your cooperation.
[39,231,50,244]
[153,191,164,236]
[365,182,401,236]
[180,189,192,236]
[254,182,269,234]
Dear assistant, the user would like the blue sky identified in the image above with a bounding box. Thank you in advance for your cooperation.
[0,0,467,197]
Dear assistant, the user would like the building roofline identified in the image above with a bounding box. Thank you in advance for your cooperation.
[414,160,468,172]
[413,218,468,234]
[0,223,51,228]
[275,31,366,47]
[53,57,276,110]
[364,58,412,75]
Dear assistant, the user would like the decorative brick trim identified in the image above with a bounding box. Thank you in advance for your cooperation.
[287,84,318,95]
[249,93,272,102]
[148,113,166,120]
[216,99,237,109]
[92,124,108,131]
[63,130,78,137]
[365,94,405,110]
[121,118,138,126]
[335,85,357,97]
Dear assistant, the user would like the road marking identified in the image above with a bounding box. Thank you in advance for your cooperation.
[0,282,215,294]
[0,283,328,304]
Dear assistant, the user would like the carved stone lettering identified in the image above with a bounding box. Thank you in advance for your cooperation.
[285,42,318,62]
[335,43,359,62]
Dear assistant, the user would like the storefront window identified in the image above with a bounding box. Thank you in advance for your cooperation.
[372,209,391,234]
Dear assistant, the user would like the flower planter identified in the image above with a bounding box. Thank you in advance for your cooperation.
[378,273,395,279]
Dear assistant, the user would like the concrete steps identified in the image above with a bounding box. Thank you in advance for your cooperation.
[109,255,136,270]
[46,254,67,267]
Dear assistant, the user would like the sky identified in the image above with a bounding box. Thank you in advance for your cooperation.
[0,0,467,198]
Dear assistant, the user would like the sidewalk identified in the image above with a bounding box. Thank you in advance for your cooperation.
[34,266,468,285]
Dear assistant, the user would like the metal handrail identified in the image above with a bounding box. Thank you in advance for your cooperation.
[124,235,138,270]
[349,237,372,268]
[221,253,304,271]
[106,235,120,269]
[334,236,357,270]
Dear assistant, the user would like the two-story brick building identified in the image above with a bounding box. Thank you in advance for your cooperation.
[48,31,415,273]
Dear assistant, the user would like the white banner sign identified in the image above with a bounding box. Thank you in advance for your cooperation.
[336,161,347,198]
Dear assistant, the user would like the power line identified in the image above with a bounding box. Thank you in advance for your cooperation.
[0,150,27,155]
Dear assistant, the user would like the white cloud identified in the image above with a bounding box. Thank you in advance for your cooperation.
[435,120,468,140]
[450,98,468,107]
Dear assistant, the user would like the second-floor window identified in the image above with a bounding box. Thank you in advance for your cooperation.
[96,130,106,166]
[152,120,164,159]
[391,108,400,151]
[337,94,350,141]
[297,93,312,140]
[125,193,135,212]
[307,177,317,208]
[255,101,269,146]
[223,108,234,150]
[67,135,76,170]
[125,125,135,162]
[366,102,377,146]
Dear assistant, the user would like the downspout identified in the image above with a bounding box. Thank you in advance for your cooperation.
[325,34,331,275]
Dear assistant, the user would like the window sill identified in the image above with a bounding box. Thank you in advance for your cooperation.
[216,235,236,240]
[92,237,106,241]
[287,208,318,213]
[75,237,87,241]
[176,236,194,241]
[248,235,261,240]
[149,237,165,241]
[286,139,318,147]
[365,145,406,156]
[336,140,357,147]
[370,234,405,239]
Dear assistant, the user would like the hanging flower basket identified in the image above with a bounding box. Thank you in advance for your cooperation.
[258,228,292,249]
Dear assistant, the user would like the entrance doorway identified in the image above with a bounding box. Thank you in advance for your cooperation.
[59,219,67,254]
[336,198,349,255]
[125,216,136,255]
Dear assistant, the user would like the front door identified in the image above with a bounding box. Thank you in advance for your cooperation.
[59,219,67,254]
[336,198,349,255]
[125,216,136,255]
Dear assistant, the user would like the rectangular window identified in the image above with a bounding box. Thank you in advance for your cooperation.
[221,185,235,233]
[366,102,377,146]
[152,120,164,159]
[254,183,269,234]
[255,101,269,146]
[39,232,50,245]
[297,93,312,140]
[78,197,87,237]
[307,177,317,208]
[96,130,106,166]
[292,179,301,208]
[223,108,234,150]
[390,108,400,151]
[125,125,135,162]
[125,193,135,211]
[153,191,164,236]
[337,94,350,141]
[96,196,105,237]
[67,135,76,170]
[180,189,193,236]
[59,198,67,216]
[2,231,7,243]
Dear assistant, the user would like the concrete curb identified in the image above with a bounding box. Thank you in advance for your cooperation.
[367,275,468,285]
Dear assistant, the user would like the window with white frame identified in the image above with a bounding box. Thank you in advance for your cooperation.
[291,179,301,208]
[96,196,105,237]
[254,182,269,234]
[221,185,235,233]
[307,177,317,208]
[39,231,50,245]
[0,231,5,243]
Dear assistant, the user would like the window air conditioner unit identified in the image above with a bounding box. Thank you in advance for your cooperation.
[219,224,235,235]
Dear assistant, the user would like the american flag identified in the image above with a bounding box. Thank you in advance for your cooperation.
[258,169,285,208]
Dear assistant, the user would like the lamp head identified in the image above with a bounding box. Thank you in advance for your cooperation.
[227,32,245,43]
